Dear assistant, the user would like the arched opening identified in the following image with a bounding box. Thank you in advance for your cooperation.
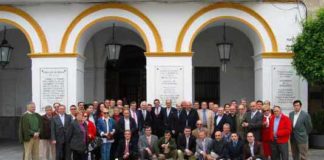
[82,21,146,103]
[0,23,31,139]
[105,45,146,104]
[192,19,256,104]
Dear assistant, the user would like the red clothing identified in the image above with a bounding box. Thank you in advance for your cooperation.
[269,113,292,144]
[87,120,97,141]
[262,114,272,157]
[113,114,121,123]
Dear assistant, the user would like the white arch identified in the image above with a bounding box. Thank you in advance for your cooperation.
[62,6,162,54]
[180,8,275,54]
[0,6,48,53]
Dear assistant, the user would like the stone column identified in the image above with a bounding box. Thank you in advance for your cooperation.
[30,54,85,114]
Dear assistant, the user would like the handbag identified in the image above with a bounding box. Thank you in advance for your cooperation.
[88,137,103,151]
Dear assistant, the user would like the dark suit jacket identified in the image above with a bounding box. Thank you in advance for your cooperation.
[177,134,196,153]
[213,114,230,133]
[151,106,166,137]
[164,107,177,132]
[174,109,183,134]
[51,114,73,143]
[179,109,199,132]
[226,140,244,160]
[138,110,152,130]
[243,111,263,141]
[40,115,52,139]
[243,141,264,160]
[117,117,138,140]
[228,114,236,132]
[68,120,88,152]
[115,139,138,159]
[211,139,227,159]
[289,110,313,144]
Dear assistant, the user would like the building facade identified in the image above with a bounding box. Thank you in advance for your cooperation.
[0,0,309,139]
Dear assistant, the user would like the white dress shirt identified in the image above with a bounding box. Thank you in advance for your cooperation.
[125,118,130,130]
[249,142,255,157]
[59,114,65,126]
[293,110,301,127]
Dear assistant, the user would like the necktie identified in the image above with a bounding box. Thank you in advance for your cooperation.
[147,137,151,147]
[167,108,170,117]
[202,109,207,126]
[143,111,146,120]
[125,141,129,154]
[156,107,159,115]
[234,141,237,147]
[185,137,189,149]
[202,140,206,152]
[61,115,65,126]
[132,111,138,126]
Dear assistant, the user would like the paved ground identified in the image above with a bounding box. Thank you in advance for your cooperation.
[1,139,323,160]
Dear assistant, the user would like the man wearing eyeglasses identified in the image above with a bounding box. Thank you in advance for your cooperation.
[192,120,209,138]
[96,108,116,160]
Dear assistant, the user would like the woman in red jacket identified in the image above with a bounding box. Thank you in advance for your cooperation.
[83,112,97,159]
[261,105,272,159]
[84,112,97,141]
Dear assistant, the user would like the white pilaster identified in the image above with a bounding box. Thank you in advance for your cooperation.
[254,55,308,114]
[31,57,85,114]
[146,56,192,105]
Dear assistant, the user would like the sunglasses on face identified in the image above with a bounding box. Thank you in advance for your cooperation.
[103,112,109,114]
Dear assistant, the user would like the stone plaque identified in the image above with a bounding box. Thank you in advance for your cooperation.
[40,68,68,113]
[272,65,299,109]
[155,66,184,105]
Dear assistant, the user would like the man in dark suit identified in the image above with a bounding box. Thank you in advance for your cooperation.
[116,109,138,142]
[228,104,237,132]
[174,103,183,138]
[208,131,227,160]
[164,99,177,136]
[151,99,166,138]
[115,130,138,160]
[138,101,152,132]
[226,133,244,160]
[242,101,263,141]
[179,101,199,132]
[243,132,263,160]
[213,107,230,134]
[51,105,73,160]
[177,127,196,160]
[129,101,142,131]
[289,100,312,160]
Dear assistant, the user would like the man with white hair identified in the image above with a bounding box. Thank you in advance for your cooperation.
[19,102,42,160]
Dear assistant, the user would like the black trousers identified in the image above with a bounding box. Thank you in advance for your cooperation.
[72,150,87,160]
[55,142,71,160]
[271,140,289,160]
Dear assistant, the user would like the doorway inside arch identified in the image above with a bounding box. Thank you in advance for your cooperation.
[105,45,146,104]
[192,22,255,105]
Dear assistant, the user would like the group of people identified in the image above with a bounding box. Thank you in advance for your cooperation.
[19,98,312,160]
